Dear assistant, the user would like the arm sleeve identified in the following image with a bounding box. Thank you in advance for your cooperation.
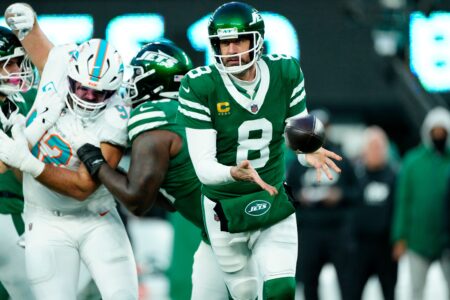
[286,58,307,118]
[185,128,235,185]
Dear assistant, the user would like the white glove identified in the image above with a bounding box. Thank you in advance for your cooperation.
[0,100,25,132]
[4,3,36,40]
[24,89,65,146]
[0,119,44,177]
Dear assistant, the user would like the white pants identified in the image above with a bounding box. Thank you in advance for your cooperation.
[408,250,450,300]
[24,204,138,300]
[0,213,35,300]
[191,240,229,300]
[203,196,298,299]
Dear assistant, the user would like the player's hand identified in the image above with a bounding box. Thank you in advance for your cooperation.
[304,147,342,182]
[76,143,106,176]
[4,3,36,40]
[392,240,407,261]
[0,119,44,177]
[0,100,24,132]
[230,160,278,196]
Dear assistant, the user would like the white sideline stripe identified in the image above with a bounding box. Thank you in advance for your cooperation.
[289,90,306,107]
[179,97,211,115]
[128,121,168,139]
[128,111,166,126]
[178,107,211,122]
[291,80,305,98]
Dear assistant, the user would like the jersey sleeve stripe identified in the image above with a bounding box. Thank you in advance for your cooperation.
[291,80,305,98]
[128,121,169,140]
[178,107,211,122]
[289,90,306,108]
[128,111,166,126]
[179,97,211,115]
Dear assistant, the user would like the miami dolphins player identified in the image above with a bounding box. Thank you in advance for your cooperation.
[177,2,342,299]
[0,25,36,300]
[76,40,231,299]
[1,5,138,300]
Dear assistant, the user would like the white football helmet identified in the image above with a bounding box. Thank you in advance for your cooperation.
[66,39,123,120]
[0,26,34,96]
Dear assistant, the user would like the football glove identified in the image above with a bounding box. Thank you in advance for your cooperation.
[0,119,44,177]
[0,99,23,132]
[76,143,105,176]
[5,3,36,40]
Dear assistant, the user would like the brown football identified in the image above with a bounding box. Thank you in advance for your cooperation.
[284,114,325,153]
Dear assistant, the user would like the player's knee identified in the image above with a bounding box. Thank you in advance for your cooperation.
[228,277,258,300]
[213,237,248,273]
[263,277,296,300]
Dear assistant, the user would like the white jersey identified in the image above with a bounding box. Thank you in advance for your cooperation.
[23,43,130,212]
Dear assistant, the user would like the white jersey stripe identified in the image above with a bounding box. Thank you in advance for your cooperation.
[128,121,169,140]
[128,111,166,126]
[289,90,306,108]
[290,80,305,98]
[179,97,211,115]
[178,107,211,122]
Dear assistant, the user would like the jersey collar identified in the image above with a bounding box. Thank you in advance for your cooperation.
[220,59,270,115]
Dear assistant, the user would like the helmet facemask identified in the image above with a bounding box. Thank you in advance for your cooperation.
[0,47,34,96]
[122,65,155,107]
[210,30,263,74]
[66,77,115,120]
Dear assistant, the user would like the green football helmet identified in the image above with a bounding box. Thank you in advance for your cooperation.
[0,26,34,96]
[208,1,265,74]
[123,40,193,107]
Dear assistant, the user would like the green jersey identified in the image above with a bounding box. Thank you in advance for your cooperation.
[128,99,203,229]
[177,55,307,199]
[0,88,36,214]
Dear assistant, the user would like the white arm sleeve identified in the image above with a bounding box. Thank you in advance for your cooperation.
[285,110,312,167]
[185,128,235,185]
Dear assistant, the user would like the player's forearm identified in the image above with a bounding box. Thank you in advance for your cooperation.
[185,128,234,185]
[97,164,159,215]
[36,164,97,201]
[20,21,53,74]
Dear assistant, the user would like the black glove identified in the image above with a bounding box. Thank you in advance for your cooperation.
[76,143,106,176]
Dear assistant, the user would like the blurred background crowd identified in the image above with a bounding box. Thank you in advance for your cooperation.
[0,0,449,299]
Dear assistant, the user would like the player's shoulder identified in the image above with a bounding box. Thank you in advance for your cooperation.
[130,99,177,125]
[261,54,302,80]
[128,99,178,142]
[180,64,220,99]
[48,43,78,62]
[101,95,131,129]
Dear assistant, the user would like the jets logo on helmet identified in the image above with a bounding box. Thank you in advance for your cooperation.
[0,26,34,96]
[66,39,123,120]
[208,2,265,74]
[122,40,193,108]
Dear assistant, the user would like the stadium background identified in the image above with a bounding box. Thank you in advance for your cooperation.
[0,0,449,299]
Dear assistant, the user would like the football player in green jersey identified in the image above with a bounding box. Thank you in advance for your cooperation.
[177,2,343,299]
[0,25,36,300]
[77,41,230,299]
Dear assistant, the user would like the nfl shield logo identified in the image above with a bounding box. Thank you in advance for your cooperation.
[251,104,258,113]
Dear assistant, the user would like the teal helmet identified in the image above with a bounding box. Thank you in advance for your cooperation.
[123,40,193,107]
[208,2,264,74]
[0,26,34,96]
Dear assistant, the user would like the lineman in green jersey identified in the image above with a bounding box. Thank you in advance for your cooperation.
[77,41,229,299]
[0,26,36,300]
[177,2,342,299]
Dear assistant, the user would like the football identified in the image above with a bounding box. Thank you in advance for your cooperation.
[284,114,325,153]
